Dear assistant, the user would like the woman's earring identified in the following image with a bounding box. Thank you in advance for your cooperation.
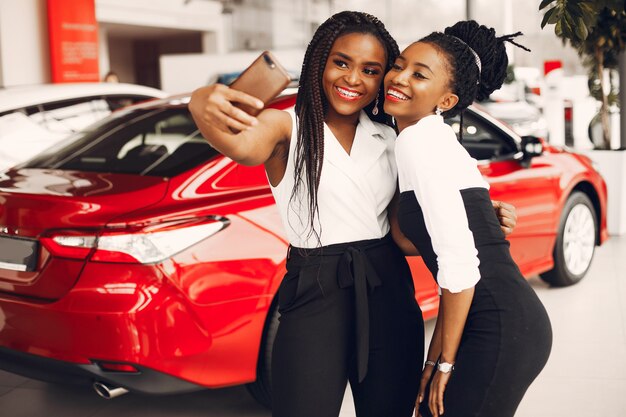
[435,107,442,116]
[372,94,380,116]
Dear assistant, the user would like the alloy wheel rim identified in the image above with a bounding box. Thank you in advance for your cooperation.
[562,204,595,276]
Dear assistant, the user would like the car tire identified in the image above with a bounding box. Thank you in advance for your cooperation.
[246,302,279,409]
[540,191,597,287]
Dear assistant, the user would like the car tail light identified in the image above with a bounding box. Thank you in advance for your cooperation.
[40,230,99,260]
[41,216,229,264]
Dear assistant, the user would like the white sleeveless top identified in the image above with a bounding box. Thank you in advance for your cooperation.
[270,110,398,248]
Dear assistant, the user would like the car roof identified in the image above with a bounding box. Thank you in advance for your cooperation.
[0,82,167,112]
[123,87,300,112]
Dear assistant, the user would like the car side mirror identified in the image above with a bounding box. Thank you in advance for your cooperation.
[520,135,544,168]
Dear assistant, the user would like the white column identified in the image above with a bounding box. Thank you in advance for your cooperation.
[620,52,626,149]
[0,0,50,86]
[544,68,565,145]
[202,31,225,55]
[466,0,474,20]
[98,25,110,80]
[503,0,514,65]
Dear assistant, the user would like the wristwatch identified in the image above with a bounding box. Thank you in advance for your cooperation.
[437,362,455,373]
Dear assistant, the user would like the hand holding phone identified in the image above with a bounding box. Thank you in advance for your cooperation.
[229,51,292,116]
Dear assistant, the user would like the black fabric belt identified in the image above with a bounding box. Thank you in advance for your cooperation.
[288,234,392,382]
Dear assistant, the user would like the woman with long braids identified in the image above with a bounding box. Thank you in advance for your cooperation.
[383,21,552,417]
[189,12,517,417]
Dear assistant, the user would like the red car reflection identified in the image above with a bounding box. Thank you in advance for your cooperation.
[0,93,607,406]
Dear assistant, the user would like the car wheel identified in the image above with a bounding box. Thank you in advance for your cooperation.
[246,302,279,409]
[540,192,597,287]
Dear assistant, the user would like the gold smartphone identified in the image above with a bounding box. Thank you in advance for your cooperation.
[229,51,292,116]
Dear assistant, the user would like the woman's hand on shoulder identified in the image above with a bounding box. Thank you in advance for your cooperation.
[189,83,263,133]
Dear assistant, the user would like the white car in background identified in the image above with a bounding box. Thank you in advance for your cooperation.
[482,79,549,140]
[480,98,549,139]
[0,83,166,172]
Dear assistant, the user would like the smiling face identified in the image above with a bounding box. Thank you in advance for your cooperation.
[383,42,459,130]
[322,32,387,123]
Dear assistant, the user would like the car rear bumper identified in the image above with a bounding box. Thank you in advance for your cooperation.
[0,260,268,389]
[0,346,201,394]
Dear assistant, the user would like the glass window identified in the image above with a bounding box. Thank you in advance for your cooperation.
[445,112,517,161]
[32,99,111,134]
[23,108,219,177]
[0,112,66,172]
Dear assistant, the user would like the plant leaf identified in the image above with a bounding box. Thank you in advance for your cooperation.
[539,0,555,11]
[568,3,582,18]
[563,11,578,40]
[563,22,575,40]
[579,3,598,23]
[548,7,561,24]
[575,17,589,40]
[541,7,557,28]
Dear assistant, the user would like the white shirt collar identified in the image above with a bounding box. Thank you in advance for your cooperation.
[358,111,386,139]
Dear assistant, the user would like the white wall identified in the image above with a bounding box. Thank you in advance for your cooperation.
[96,0,224,33]
[96,0,226,56]
[0,0,600,90]
[0,0,50,86]
[332,0,466,47]
[160,49,304,94]
[329,0,585,75]
[270,0,329,49]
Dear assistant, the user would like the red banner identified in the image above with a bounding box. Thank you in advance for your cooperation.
[47,0,99,83]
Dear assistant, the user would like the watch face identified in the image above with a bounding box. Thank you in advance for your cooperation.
[438,362,454,373]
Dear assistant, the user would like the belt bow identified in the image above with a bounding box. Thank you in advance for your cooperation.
[338,246,382,382]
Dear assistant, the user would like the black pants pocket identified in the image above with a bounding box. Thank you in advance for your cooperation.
[277,269,300,314]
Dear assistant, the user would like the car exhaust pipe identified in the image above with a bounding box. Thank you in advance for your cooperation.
[93,381,129,399]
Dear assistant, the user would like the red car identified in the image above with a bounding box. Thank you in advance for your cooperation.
[0,93,608,407]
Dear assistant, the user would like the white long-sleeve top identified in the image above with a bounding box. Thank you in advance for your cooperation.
[395,115,489,293]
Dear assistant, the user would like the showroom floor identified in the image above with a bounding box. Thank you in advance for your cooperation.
[1,235,625,417]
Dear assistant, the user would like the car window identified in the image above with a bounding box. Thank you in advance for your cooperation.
[106,95,156,111]
[2,95,157,137]
[23,108,220,177]
[31,99,111,134]
[445,112,517,161]
[0,112,67,172]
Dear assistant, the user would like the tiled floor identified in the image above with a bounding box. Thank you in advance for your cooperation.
[1,235,625,417]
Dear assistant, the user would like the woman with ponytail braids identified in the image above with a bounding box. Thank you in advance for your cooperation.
[383,20,552,417]
[189,12,518,417]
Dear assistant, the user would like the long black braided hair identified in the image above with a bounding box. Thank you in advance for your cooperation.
[292,11,399,244]
[419,20,530,137]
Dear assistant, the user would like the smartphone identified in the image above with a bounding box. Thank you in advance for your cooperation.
[229,51,292,116]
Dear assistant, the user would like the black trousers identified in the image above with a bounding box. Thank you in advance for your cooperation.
[271,235,424,417]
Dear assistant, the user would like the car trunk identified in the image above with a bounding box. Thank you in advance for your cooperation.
[0,168,168,300]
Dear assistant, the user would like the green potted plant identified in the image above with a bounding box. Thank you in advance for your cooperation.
[540,0,625,149]
[540,0,626,235]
